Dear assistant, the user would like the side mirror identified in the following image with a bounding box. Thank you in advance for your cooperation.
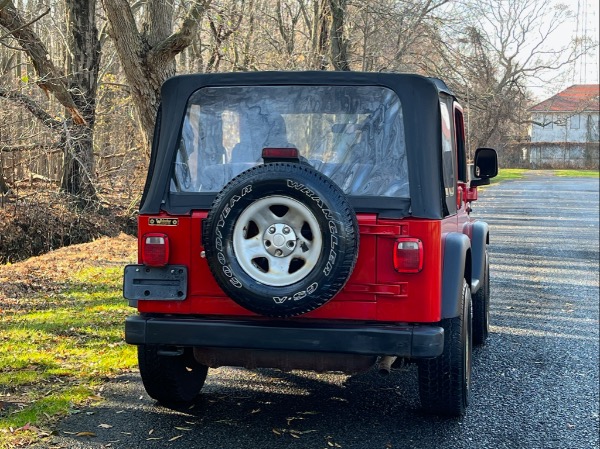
[471,148,498,187]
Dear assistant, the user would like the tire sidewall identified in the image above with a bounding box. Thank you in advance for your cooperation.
[462,280,473,407]
[138,345,208,404]
[483,254,490,333]
[204,163,358,316]
[473,252,490,345]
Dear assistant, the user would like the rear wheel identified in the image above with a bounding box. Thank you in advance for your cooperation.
[418,279,472,416]
[138,345,208,404]
[473,252,490,345]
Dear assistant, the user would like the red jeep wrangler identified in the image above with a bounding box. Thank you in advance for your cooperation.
[124,72,498,417]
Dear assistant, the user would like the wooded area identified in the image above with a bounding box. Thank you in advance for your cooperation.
[0,0,594,261]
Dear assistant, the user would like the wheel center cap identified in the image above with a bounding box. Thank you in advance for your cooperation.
[273,234,286,247]
[264,223,297,257]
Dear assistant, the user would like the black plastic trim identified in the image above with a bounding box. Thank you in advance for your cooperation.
[166,192,411,216]
[140,105,162,210]
[125,316,444,358]
[441,232,470,319]
[123,265,188,301]
[470,221,489,294]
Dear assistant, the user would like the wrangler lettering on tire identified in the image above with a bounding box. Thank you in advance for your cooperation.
[202,163,359,317]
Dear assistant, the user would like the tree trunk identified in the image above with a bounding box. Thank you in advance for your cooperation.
[0,163,8,194]
[102,0,211,153]
[61,0,101,204]
[329,0,350,71]
[315,0,330,70]
[61,125,95,202]
[0,0,101,206]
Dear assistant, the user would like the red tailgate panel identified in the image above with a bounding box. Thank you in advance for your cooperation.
[137,213,442,323]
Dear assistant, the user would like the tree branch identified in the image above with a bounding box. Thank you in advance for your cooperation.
[0,1,85,124]
[0,6,49,42]
[148,0,211,66]
[0,142,62,153]
[0,86,63,130]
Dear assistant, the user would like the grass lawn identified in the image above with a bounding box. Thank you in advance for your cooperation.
[0,235,137,448]
[487,168,598,185]
[553,169,599,177]
[489,168,528,183]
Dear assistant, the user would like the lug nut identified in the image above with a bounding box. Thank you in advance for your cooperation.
[269,226,276,234]
[283,227,290,234]
[275,249,283,256]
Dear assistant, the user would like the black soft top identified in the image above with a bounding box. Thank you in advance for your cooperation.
[140,71,454,219]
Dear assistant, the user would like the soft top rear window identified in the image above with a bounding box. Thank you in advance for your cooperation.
[171,85,409,198]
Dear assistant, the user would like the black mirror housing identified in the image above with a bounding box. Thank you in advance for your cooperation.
[473,148,498,179]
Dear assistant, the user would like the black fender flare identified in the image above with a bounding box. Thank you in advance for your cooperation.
[469,221,489,295]
[441,232,471,319]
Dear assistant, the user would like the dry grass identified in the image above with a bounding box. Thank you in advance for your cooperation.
[0,233,136,308]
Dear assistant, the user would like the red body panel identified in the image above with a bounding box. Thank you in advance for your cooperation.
[137,212,450,323]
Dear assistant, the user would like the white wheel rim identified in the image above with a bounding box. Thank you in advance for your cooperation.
[232,196,323,286]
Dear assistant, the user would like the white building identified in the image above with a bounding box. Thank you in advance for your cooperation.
[528,85,599,168]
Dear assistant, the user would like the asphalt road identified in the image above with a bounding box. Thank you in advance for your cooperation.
[44,172,599,449]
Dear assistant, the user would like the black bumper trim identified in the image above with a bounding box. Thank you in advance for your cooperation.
[125,315,444,358]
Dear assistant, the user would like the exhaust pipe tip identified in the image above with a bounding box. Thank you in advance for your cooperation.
[377,356,397,376]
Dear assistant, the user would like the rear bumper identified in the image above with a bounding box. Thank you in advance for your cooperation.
[125,315,444,358]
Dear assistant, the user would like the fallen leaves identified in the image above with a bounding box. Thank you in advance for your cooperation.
[0,233,136,303]
[62,421,193,444]
[273,428,317,437]
[75,431,96,437]
[9,423,51,438]
[270,409,323,440]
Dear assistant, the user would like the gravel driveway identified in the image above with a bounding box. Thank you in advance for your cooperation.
[43,171,599,449]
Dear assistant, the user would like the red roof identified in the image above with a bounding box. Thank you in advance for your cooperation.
[529,84,600,112]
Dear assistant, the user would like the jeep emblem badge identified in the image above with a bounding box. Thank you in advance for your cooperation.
[148,218,179,226]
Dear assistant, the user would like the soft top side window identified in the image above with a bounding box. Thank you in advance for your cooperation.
[440,97,456,215]
[454,106,468,182]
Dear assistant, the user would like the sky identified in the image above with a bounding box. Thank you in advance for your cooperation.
[528,0,599,100]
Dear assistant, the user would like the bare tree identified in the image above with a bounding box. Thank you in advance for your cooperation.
[0,0,100,204]
[348,0,450,72]
[101,0,211,151]
[425,0,596,154]
[204,1,244,73]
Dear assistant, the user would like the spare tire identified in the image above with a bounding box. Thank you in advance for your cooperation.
[202,162,359,317]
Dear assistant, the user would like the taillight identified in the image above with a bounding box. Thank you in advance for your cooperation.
[142,233,169,266]
[394,238,423,273]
